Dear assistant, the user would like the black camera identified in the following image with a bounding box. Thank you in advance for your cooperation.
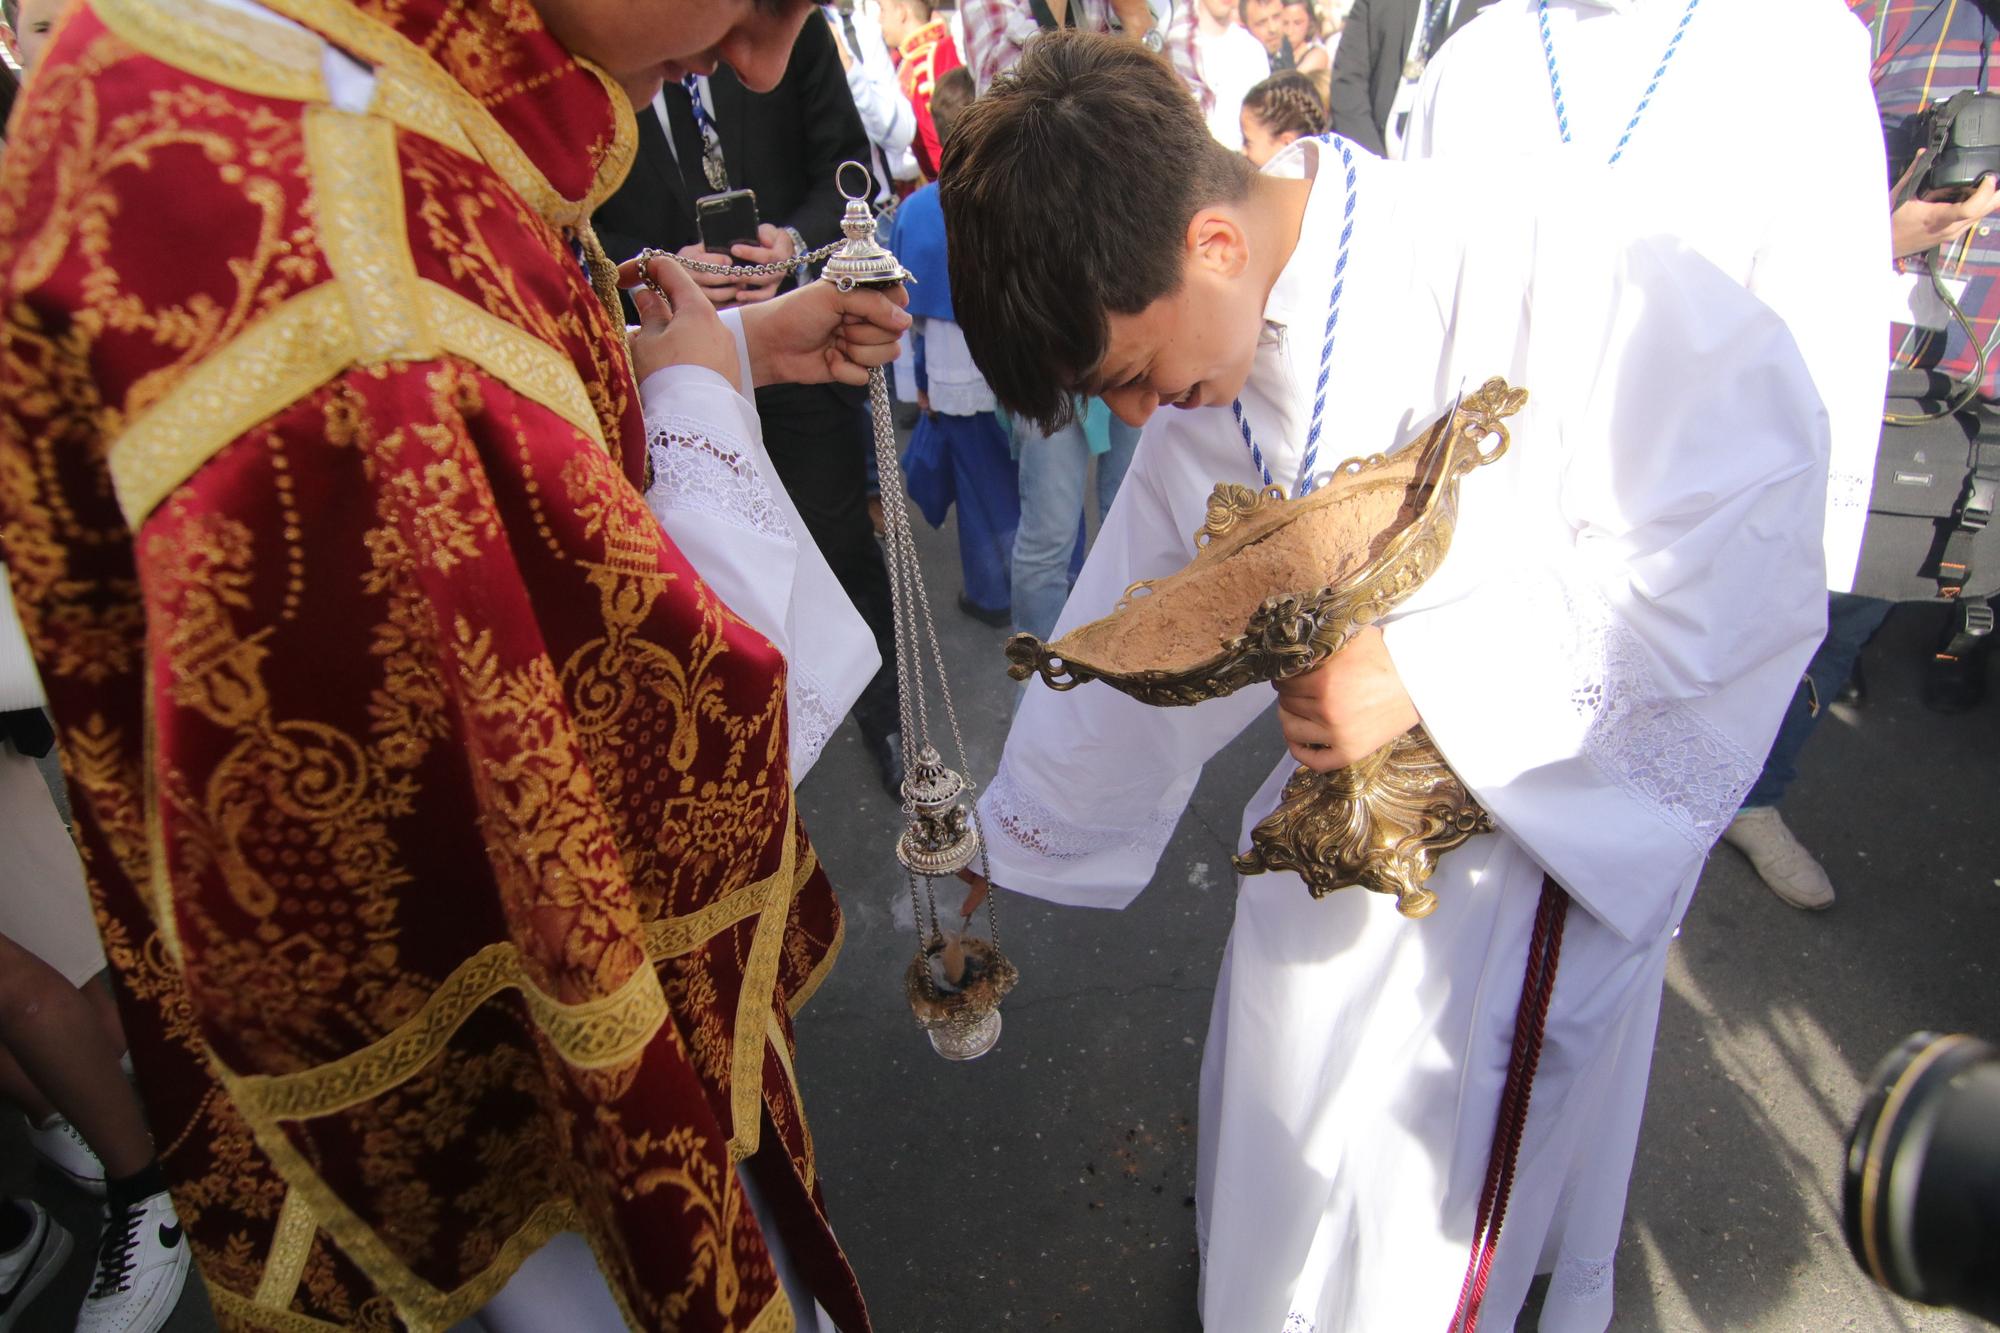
[1895,90,2000,203]
[1842,1032,2000,1324]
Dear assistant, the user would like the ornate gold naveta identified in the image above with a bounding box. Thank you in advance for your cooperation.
[1007,378,1529,917]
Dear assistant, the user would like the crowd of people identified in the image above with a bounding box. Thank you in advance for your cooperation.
[0,0,1991,1331]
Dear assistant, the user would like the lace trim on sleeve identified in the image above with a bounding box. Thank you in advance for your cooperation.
[1557,583,1759,853]
[788,660,842,780]
[983,756,1180,864]
[644,415,793,543]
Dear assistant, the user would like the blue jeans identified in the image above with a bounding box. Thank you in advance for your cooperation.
[1010,414,1140,641]
[1741,591,1894,808]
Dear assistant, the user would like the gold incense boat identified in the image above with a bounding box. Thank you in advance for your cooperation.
[1004,377,1528,917]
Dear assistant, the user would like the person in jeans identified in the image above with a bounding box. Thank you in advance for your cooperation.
[1010,400,1140,641]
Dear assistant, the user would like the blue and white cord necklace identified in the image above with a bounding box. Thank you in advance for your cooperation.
[1230,134,1359,498]
[1537,0,1701,166]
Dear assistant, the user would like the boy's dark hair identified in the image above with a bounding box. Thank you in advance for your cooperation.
[939,32,1255,431]
[929,65,974,150]
[1242,70,1325,137]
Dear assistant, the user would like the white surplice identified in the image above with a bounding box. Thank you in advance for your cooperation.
[1403,0,1887,593]
[636,322,880,785]
[976,139,1829,1332]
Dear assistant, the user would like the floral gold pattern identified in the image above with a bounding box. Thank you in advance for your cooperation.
[0,1,862,1329]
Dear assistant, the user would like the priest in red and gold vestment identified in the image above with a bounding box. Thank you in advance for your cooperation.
[0,1,901,1329]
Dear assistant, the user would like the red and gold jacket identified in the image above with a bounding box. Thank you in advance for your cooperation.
[0,1,866,1329]
[896,18,963,181]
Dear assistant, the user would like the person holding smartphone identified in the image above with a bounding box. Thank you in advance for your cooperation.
[595,12,911,798]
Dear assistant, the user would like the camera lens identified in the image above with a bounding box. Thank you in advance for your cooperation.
[1842,1032,2000,1324]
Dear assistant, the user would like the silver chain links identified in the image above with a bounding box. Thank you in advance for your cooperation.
[664,239,844,280]
[862,365,1003,964]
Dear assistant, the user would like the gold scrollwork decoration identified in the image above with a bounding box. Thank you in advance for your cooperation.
[1233,725,1495,917]
[1007,377,1529,915]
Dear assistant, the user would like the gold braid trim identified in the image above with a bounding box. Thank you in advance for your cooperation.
[107,274,610,526]
[208,1283,349,1333]
[729,828,804,1162]
[205,821,818,1327]
[87,0,638,230]
[424,284,608,451]
[251,1187,317,1313]
[304,107,434,362]
[230,936,669,1122]
[229,817,804,1124]
[108,282,352,527]
[89,0,328,104]
[250,0,636,226]
[746,1290,798,1333]
[237,1110,577,1333]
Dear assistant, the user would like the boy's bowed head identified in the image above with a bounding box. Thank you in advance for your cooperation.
[940,32,1310,434]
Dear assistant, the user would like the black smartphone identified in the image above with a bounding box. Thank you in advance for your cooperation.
[696,189,761,255]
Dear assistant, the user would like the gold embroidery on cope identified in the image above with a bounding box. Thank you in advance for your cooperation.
[107,275,613,524]
[787,907,844,1017]
[107,283,352,526]
[89,0,328,105]
[226,816,805,1125]
[424,285,607,450]
[251,0,637,224]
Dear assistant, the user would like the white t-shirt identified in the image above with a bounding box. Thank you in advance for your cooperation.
[1197,22,1273,150]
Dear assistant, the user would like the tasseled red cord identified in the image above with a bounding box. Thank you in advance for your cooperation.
[1447,874,1570,1333]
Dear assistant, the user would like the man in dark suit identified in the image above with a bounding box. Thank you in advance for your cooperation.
[595,13,907,796]
[1327,0,1489,156]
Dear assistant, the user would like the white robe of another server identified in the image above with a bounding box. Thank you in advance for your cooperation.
[1403,0,1888,593]
[975,139,1829,1333]
[637,313,880,788]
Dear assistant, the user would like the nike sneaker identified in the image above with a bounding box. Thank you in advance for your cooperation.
[77,1191,190,1333]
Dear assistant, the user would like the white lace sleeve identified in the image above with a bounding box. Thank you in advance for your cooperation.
[786,659,843,781]
[636,365,880,787]
[983,757,1180,865]
[1551,583,1760,854]
[645,414,793,545]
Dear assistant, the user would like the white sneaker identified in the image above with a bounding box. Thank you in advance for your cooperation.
[27,1112,107,1195]
[77,1192,190,1333]
[1722,806,1835,910]
[0,1199,73,1332]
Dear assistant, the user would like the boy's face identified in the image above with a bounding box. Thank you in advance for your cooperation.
[1091,210,1267,428]
[531,0,813,100]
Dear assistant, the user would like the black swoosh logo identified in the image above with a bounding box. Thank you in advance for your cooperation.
[157,1222,183,1249]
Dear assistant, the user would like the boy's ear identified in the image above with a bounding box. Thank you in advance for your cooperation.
[1185,207,1251,281]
